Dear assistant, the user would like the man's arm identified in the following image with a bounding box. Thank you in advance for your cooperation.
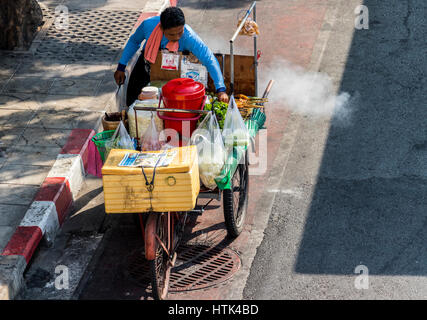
[114,21,147,85]
[184,26,228,100]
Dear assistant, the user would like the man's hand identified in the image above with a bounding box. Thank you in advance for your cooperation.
[114,70,126,86]
[217,91,229,103]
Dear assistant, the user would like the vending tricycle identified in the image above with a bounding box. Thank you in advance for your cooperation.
[101,1,271,300]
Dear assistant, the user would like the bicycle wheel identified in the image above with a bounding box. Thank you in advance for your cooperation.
[147,213,170,300]
[223,150,249,238]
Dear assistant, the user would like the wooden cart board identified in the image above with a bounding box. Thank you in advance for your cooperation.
[150,52,256,96]
[102,146,200,213]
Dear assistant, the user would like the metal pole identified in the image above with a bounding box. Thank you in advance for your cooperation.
[222,54,225,76]
[230,40,234,95]
[253,2,258,97]
[229,1,257,96]
[230,1,257,43]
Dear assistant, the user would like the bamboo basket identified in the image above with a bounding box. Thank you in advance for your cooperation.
[102,110,128,131]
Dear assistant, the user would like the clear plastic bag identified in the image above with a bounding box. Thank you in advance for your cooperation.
[128,99,163,139]
[141,112,162,151]
[222,95,250,149]
[190,112,226,189]
[115,84,127,111]
[105,121,135,158]
[238,17,260,36]
[115,50,140,111]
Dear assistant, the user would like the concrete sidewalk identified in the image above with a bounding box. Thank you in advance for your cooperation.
[0,0,173,299]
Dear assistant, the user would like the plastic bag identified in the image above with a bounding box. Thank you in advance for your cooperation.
[222,95,250,149]
[115,84,127,111]
[105,121,135,158]
[128,99,163,139]
[238,17,260,36]
[141,112,162,151]
[190,112,226,189]
[115,50,140,111]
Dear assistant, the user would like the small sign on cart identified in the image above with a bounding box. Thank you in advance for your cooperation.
[161,52,180,70]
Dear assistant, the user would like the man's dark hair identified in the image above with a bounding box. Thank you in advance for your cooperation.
[160,7,185,29]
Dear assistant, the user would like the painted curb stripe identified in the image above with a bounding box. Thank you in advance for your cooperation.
[47,154,85,200]
[19,201,60,244]
[34,177,73,226]
[60,129,95,172]
[134,0,175,28]
[1,227,43,263]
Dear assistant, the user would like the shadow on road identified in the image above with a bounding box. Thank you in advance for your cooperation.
[295,0,427,275]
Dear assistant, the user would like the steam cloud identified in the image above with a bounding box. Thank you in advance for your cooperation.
[260,59,357,126]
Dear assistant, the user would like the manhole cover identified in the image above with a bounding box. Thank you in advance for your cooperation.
[126,243,241,292]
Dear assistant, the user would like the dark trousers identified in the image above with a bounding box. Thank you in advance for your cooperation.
[126,51,151,107]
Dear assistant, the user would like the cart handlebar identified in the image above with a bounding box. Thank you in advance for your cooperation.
[133,106,211,114]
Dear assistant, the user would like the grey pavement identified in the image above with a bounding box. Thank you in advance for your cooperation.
[0,0,148,270]
[244,0,427,299]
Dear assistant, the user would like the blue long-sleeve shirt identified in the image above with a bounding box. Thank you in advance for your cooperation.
[117,16,226,92]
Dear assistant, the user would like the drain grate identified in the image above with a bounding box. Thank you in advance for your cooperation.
[34,9,141,62]
[126,243,241,292]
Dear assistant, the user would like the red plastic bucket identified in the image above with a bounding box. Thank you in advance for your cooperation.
[157,95,206,145]
[161,78,205,118]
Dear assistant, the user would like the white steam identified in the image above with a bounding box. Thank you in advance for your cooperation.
[260,59,356,126]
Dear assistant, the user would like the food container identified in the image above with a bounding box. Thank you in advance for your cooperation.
[102,111,128,131]
[101,145,200,213]
[161,78,205,118]
[138,86,159,100]
[128,100,163,139]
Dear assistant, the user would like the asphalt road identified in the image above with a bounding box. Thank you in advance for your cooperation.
[243,0,427,299]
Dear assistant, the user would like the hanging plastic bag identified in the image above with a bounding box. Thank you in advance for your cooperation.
[115,50,140,111]
[115,84,127,111]
[222,95,250,149]
[105,121,135,158]
[141,112,162,151]
[238,17,260,36]
[128,99,163,139]
[190,112,226,189]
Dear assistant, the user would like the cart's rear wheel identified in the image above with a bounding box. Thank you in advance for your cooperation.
[223,150,249,238]
[147,213,170,300]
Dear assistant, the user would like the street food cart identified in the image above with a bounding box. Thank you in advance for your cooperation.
[101,1,271,300]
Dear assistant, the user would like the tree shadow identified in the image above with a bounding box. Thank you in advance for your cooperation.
[294,0,427,276]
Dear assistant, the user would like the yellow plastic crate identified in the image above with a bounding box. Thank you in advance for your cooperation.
[102,146,200,213]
